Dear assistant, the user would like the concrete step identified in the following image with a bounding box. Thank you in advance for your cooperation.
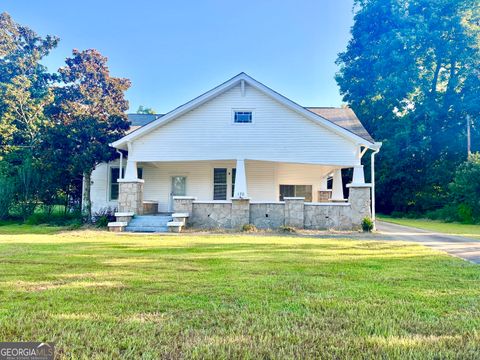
[125,214,172,233]
[125,226,168,233]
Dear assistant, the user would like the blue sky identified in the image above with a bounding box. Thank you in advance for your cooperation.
[3,0,354,113]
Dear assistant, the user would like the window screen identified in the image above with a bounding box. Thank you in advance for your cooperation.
[213,168,227,200]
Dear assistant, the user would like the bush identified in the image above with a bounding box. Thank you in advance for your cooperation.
[26,210,82,226]
[93,207,116,228]
[242,223,257,232]
[279,225,296,233]
[449,153,480,223]
[425,205,460,223]
[362,217,374,232]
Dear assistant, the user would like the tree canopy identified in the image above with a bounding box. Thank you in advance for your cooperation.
[0,12,131,221]
[336,0,480,214]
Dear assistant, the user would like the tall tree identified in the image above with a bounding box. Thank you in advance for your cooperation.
[336,0,480,213]
[0,12,58,159]
[46,49,131,219]
[0,12,58,218]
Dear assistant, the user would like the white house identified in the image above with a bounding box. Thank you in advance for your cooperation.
[87,73,381,232]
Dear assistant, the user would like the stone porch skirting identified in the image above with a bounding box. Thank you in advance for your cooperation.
[173,186,371,230]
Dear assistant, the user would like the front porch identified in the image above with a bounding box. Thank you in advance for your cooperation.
[112,158,372,231]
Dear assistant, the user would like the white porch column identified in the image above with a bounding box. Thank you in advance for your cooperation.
[124,160,138,181]
[352,165,365,184]
[331,169,344,201]
[233,159,248,199]
[124,142,139,181]
[351,145,366,185]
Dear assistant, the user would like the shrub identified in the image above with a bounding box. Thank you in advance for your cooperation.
[242,223,257,232]
[26,209,83,226]
[425,205,460,223]
[362,217,374,232]
[449,153,480,223]
[390,211,406,218]
[279,225,296,233]
[93,207,116,228]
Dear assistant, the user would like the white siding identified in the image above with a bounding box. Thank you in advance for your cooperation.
[90,160,336,213]
[90,161,120,213]
[130,84,358,165]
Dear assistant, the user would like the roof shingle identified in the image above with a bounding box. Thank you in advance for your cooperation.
[305,107,374,143]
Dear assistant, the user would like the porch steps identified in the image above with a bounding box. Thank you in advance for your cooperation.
[125,214,172,233]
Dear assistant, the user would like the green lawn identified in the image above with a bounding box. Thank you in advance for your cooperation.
[378,215,480,239]
[0,224,479,358]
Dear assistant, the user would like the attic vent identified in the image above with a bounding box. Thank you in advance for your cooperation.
[234,111,252,123]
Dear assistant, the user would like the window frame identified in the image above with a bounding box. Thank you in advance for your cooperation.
[212,167,237,200]
[109,166,143,201]
[232,109,254,124]
[279,184,313,202]
[213,168,228,200]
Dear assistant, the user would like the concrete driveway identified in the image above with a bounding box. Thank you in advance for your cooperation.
[376,221,480,264]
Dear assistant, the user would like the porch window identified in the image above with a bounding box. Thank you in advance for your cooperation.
[279,185,312,202]
[213,168,227,200]
[213,168,236,200]
[231,168,236,197]
[110,167,143,201]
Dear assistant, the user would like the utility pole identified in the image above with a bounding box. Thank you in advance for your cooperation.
[467,114,471,159]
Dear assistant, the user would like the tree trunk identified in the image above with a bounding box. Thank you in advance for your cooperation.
[430,61,442,96]
[82,170,92,222]
[444,59,457,106]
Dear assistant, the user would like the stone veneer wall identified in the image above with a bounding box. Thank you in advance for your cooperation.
[173,185,371,230]
[118,180,144,215]
[191,201,233,228]
[304,204,352,230]
[250,203,285,229]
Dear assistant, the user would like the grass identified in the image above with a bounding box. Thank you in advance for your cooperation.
[0,224,479,358]
[378,215,480,239]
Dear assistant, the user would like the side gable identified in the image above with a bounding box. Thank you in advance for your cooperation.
[112,73,375,150]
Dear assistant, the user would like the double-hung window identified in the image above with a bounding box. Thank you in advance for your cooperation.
[110,167,143,200]
[213,168,227,200]
[213,168,237,200]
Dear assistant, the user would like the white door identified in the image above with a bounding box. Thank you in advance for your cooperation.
[170,176,187,211]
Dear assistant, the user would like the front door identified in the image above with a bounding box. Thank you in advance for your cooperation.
[170,176,187,211]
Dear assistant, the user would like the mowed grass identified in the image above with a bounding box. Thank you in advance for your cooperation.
[0,225,479,359]
[379,215,480,239]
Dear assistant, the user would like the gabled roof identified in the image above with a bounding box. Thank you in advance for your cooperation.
[112,73,375,149]
[126,113,163,134]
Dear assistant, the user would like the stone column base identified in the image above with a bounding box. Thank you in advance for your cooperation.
[284,197,305,228]
[231,198,250,229]
[118,179,144,215]
[347,184,371,228]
